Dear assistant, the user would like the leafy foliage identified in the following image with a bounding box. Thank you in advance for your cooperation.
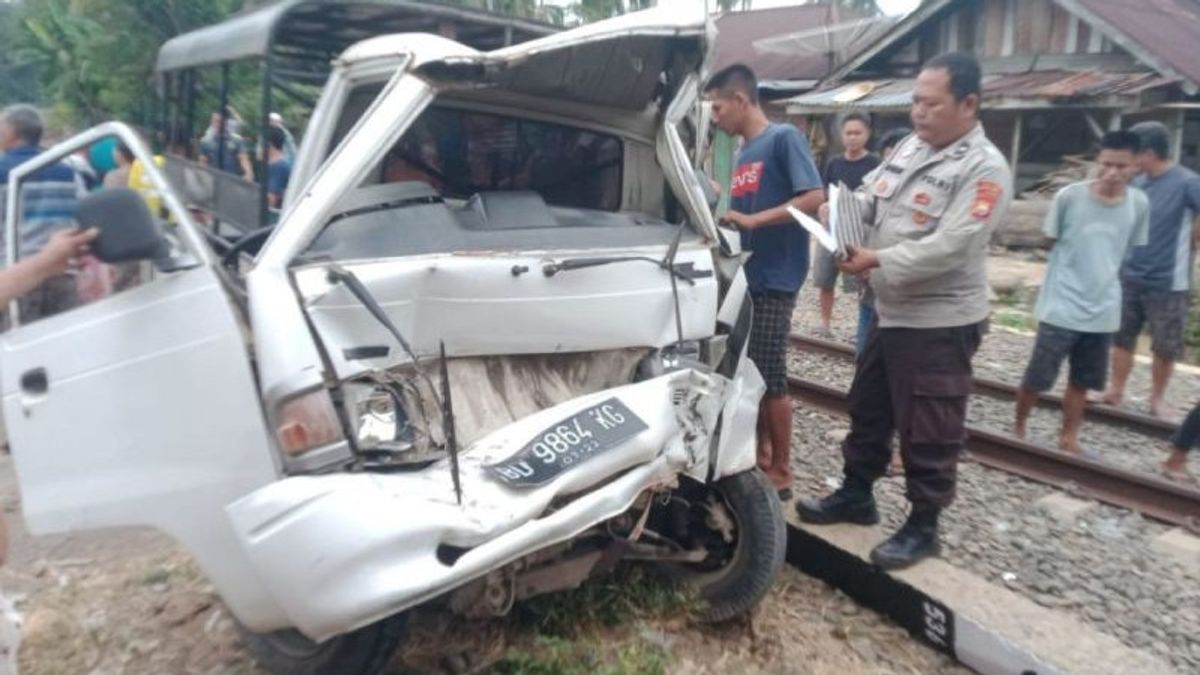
[11,0,244,129]
[0,4,43,106]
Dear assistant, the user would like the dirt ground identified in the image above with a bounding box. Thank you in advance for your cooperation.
[0,454,965,675]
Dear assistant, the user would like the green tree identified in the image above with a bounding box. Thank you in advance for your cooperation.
[805,0,882,16]
[448,0,567,24]
[0,4,42,105]
[569,0,627,23]
[568,0,659,24]
[16,0,244,128]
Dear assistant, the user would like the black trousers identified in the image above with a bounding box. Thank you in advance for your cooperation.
[843,321,985,509]
[1173,403,1200,453]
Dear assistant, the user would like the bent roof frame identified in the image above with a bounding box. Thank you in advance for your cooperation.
[154,0,558,74]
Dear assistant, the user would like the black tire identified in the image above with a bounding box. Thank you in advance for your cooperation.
[672,469,787,622]
[236,613,409,675]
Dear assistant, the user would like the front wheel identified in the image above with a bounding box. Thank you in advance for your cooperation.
[236,613,408,675]
[665,469,787,622]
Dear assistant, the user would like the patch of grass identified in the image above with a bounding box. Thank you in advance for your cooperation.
[488,635,667,675]
[139,568,171,586]
[511,565,694,638]
[991,308,1036,333]
[994,287,1024,307]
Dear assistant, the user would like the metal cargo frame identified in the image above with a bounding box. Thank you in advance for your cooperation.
[154,0,557,233]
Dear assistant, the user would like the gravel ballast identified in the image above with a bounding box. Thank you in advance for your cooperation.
[787,283,1200,673]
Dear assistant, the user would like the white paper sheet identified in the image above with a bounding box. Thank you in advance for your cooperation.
[786,204,837,253]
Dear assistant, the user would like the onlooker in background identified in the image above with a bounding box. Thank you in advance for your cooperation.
[0,104,86,321]
[856,126,911,356]
[63,148,99,192]
[813,112,879,338]
[264,125,291,209]
[268,112,297,164]
[797,52,1012,570]
[1013,131,1148,456]
[88,136,118,183]
[1098,121,1200,420]
[199,109,253,181]
[102,143,135,190]
[1163,402,1198,480]
[705,63,825,500]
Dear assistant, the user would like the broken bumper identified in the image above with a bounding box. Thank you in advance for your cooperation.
[226,369,736,640]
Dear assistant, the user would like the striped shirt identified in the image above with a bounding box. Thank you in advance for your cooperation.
[0,145,85,260]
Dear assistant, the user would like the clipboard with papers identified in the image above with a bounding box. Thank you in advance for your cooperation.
[786,182,868,259]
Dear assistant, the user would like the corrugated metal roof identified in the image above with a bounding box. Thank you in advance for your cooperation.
[779,70,1178,113]
[779,78,917,112]
[822,0,1200,96]
[712,5,887,82]
[1065,0,1200,93]
[984,70,1177,98]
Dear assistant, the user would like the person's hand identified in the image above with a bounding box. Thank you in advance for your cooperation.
[837,246,879,275]
[720,210,759,230]
[36,228,99,276]
[818,202,830,229]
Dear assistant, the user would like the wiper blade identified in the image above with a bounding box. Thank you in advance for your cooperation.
[541,256,711,285]
[325,195,442,227]
[326,264,422,365]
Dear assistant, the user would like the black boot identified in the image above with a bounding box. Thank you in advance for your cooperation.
[794,476,879,525]
[870,506,941,570]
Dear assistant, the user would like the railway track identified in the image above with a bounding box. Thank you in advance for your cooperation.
[790,333,1177,440]
[786,374,1200,531]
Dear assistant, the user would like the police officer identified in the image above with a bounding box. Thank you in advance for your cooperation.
[796,52,1012,570]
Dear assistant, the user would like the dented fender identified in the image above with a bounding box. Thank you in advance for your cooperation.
[225,368,752,639]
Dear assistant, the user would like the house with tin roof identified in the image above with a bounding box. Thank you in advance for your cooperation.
[775,0,1200,191]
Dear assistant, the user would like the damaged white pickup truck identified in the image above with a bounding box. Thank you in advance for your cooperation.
[2,8,785,674]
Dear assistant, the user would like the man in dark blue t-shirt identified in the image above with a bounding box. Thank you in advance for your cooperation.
[706,64,825,499]
[1099,121,1200,420]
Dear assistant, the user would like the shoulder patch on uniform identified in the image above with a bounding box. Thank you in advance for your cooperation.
[972,179,1003,221]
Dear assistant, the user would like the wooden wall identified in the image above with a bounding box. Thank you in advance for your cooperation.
[912,0,1121,60]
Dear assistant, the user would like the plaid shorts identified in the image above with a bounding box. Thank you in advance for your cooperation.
[748,291,796,396]
[1113,282,1189,361]
[1021,322,1111,392]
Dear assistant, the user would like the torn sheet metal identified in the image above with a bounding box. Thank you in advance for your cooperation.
[227,369,728,640]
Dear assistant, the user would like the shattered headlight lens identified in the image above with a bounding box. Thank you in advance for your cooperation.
[350,384,413,450]
[343,383,434,470]
[636,340,705,380]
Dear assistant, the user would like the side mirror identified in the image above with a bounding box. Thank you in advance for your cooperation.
[694,169,720,210]
[75,189,168,264]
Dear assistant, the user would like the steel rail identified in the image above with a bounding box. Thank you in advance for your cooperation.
[790,333,1176,440]
[787,375,1200,531]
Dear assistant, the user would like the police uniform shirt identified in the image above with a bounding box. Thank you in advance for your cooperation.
[853,123,1013,329]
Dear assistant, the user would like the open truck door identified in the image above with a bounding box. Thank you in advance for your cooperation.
[0,123,282,625]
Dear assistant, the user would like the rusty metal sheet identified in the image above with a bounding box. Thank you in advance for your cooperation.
[1072,0,1200,92]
